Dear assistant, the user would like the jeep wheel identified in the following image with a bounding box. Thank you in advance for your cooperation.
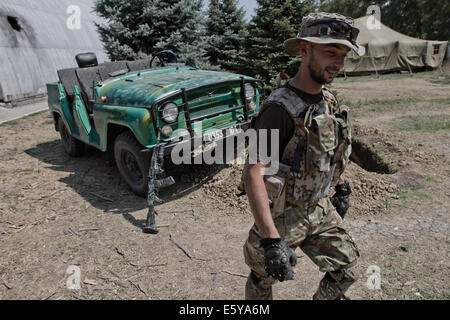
[114,131,150,197]
[58,117,85,157]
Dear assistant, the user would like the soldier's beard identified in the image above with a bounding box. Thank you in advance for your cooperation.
[308,55,336,85]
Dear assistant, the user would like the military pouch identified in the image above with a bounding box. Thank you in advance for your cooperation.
[306,114,338,172]
[263,163,291,218]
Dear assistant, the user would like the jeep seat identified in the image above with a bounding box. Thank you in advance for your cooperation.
[126,59,151,72]
[57,68,82,104]
[101,61,129,80]
[75,66,105,113]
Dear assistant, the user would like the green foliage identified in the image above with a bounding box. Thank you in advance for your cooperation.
[94,0,212,67]
[420,0,450,40]
[240,0,315,91]
[318,0,450,41]
[318,0,372,19]
[205,0,248,73]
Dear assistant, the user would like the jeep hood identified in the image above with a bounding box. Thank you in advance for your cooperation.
[98,67,253,107]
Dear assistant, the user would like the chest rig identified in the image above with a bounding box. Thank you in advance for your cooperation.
[264,86,352,211]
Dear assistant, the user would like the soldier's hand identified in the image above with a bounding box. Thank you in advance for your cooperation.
[331,180,352,218]
[260,238,297,282]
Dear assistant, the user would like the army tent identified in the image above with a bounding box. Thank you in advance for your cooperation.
[344,15,449,75]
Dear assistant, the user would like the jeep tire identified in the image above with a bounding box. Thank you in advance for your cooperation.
[114,131,150,197]
[58,117,86,157]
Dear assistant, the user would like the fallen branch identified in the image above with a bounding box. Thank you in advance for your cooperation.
[78,228,100,232]
[5,222,25,229]
[169,234,192,259]
[125,271,147,281]
[147,263,167,268]
[129,280,148,297]
[221,270,248,278]
[89,192,113,202]
[14,225,27,233]
[44,291,57,300]
[83,279,98,286]
[68,227,80,236]
[3,280,13,289]
[109,270,122,279]
[42,188,66,199]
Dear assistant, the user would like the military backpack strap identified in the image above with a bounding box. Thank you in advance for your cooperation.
[322,87,339,114]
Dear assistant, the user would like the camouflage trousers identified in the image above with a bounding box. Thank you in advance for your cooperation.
[243,197,360,300]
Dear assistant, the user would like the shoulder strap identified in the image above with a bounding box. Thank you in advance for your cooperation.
[322,87,339,114]
[265,87,309,119]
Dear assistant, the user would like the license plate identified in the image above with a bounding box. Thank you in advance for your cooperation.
[226,125,242,136]
[203,125,242,143]
[204,130,224,142]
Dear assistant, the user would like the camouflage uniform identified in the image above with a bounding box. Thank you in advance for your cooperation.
[243,86,360,300]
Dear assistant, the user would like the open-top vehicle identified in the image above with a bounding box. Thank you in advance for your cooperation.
[47,51,262,232]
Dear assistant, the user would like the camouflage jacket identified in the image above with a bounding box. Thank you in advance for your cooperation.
[262,86,352,212]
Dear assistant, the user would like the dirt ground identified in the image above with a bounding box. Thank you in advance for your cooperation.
[0,71,449,300]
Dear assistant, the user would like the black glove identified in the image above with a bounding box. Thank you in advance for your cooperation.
[260,238,297,282]
[331,180,352,218]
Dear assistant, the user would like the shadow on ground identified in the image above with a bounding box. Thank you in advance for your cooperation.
[24,139,229,228]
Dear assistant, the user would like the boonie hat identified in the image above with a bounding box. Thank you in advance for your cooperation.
[284,12,366,57]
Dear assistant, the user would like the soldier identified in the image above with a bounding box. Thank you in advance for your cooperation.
[242,12,366,300]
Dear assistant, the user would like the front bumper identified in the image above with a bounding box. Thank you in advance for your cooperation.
[160,118,253,156]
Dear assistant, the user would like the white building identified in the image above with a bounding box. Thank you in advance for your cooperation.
[0,0,108,102]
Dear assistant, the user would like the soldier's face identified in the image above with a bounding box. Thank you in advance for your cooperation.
[306,43,350,84]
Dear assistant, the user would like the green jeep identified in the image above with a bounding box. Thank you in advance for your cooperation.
[47,51,262,231]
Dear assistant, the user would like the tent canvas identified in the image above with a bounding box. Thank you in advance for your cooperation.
[344,15,449,75]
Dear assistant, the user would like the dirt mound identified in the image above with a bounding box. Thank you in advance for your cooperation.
[344,162,398,216]
[192,155,399,218]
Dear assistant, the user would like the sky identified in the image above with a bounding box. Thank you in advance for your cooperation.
[203,0,258,21]
[238,0,258,20]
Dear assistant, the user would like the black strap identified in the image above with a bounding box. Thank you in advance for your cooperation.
[291,143,303,173]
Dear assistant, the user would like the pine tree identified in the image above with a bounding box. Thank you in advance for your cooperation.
[152,0,213,68]
[205,0,248,73]
[318,0,373,20]
[94,0,210,67]
[241,0,315,91]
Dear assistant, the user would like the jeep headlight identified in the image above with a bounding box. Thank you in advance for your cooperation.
[161,102,178,123]
[244,83,255,101]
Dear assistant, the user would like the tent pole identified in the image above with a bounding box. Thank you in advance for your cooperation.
[371,56,379,79]
[406,61,413,76]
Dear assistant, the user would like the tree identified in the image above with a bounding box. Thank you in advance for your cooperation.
[419,0,450,40]
[205,0,248,72]
[241,0,315,90]
[318,0,373,20]
[94,0,210,67]
[318,0,450,41]
[382,0,423,39]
